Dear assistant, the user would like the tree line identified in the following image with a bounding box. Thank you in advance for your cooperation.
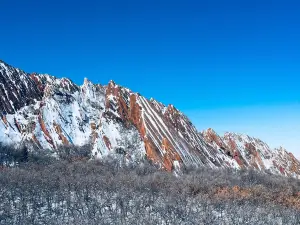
[0,144,300,224]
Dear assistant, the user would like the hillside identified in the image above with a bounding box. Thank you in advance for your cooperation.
[1,160,300,225]
[0,60,299,177]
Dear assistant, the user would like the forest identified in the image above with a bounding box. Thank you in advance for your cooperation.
[0,144,300,224]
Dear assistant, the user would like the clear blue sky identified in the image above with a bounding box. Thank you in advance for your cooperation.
[1,0,300,156]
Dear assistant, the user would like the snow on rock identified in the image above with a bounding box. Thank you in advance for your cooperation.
[0,60,299,177]
[202,129,300,178]
[0,60,42,114]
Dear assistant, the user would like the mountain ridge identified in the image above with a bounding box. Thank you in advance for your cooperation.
[0,59,299,177]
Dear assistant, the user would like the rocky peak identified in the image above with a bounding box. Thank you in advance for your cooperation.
[108,79,116,86]
[82,77,99,89]
[31,73,79,94]
[0,61,42,114]
[203,128,226,147]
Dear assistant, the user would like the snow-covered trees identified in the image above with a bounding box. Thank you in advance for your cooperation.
[0,158,300,224]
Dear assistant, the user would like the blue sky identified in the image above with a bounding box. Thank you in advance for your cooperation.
[1,1,300,156]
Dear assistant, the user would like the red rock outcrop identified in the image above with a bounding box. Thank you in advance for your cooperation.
[161,137,181,171]
[53,122,69,145]
[38,114,55,148]
[103,135,112,150]
[288,153,300,174]
[90,122,99,143]
[30,73,45,92]
[1,114,8,127]
[32,134,42,148]
[105,81,183,170]
[245,142,265,170]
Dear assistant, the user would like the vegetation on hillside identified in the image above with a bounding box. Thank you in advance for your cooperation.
[0,145,300,224]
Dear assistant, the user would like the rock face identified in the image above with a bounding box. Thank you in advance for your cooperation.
[0,60,42,114]
[202,129,300,177]
[0,60,299,177]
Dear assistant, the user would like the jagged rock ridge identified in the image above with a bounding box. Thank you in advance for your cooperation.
[0,60,299,177]
[202,128,300,177]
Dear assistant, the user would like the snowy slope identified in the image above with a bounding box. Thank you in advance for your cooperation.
[0,60,299,177]
[202,128,300,177]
